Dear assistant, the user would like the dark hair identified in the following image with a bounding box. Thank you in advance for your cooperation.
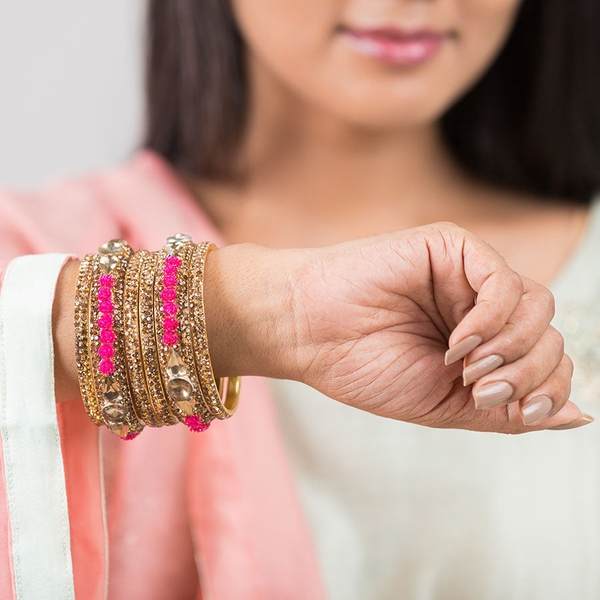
[146,0,600,202]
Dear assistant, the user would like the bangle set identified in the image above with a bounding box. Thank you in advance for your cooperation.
[74,235,241,440]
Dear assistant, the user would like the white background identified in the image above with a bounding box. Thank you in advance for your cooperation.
[0,1,145,186]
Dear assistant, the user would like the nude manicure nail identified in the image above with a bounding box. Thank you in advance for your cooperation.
[549,415,594,430]
[521,394,553,425]
[473,380,514,409]
[444,334,483,366]
[463,354,504,386]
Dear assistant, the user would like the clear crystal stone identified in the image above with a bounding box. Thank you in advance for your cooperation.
[167,233,192,249]
[102,404,127,424]
[110,423,129,438]
[176,399,196,416]
[166,348,188,379]
[99,254,119,271]
[101,377,126,424]
[165,348,195,408]
[99,239,127,255]
[102,377,122,403]
[167,378,194,403]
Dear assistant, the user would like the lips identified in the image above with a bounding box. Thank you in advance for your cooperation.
[340,26,450,66]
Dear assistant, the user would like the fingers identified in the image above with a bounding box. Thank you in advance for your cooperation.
[519,354,572,425]
[443,227,524,359]
[515,355,592,430]
[462,277,555,383]
[505,400,592,434]
[427,223,591,433]
[470,325,564,409]
[466,336,593,431]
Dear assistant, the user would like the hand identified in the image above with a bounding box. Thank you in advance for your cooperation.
[250,222,589,434]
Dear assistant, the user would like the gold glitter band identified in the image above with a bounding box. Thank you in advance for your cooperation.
[74,253,103,425]
[189,242,240,419]
[89,240,144,439]
[155,239,214,424]
[122,249,154,425]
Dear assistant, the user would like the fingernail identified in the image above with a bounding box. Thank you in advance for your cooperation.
[549,414,594,430]
[444,334,483,366]
[473,380,514,409]
[521,394,554,425]
[463,354,504,386]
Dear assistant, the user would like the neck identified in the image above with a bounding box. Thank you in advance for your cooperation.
[193,57,496,242]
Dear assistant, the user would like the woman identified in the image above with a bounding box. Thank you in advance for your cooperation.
[0,0,599,598]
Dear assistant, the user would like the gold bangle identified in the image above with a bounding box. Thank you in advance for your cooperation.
[75,236,241,436]
[189,242,241,419]
[89,239,144,439]
[122,249,154,425]
[74,254,103,425]
[138,249,176,426]
[155,236,214,430]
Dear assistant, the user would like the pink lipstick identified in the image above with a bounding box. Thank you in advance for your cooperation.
[341,26,451,67]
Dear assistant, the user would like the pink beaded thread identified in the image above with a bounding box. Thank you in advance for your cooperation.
[184,415,210,432]
[161,254,182,347]
[97,273,116,376]
[161,250,210,433]
[95,272,140,441]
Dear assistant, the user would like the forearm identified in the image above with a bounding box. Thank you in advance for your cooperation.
[51,243,303,401]
[203,242,303,380]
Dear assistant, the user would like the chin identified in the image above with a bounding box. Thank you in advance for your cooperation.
[314,85,453,131]
[301,40,467,129]
[295,58,464,130]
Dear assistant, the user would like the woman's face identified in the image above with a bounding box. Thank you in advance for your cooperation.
[231,0,521,128]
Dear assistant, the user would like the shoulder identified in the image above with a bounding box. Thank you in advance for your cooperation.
[0,176,109,259]
[0,151,168,256]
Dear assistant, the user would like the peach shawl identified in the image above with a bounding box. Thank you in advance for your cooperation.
[0,151,324,599]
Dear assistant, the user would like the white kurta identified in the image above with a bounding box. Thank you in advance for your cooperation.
[0,254,76,599]
[272,196,600,600]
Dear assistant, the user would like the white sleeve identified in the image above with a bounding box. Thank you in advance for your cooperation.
[0,253,76,600]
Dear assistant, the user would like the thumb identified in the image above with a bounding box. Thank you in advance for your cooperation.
[420,222,523,345]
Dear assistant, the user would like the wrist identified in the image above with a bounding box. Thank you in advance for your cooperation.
[53,257,80,400]
[203,242,304,380]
